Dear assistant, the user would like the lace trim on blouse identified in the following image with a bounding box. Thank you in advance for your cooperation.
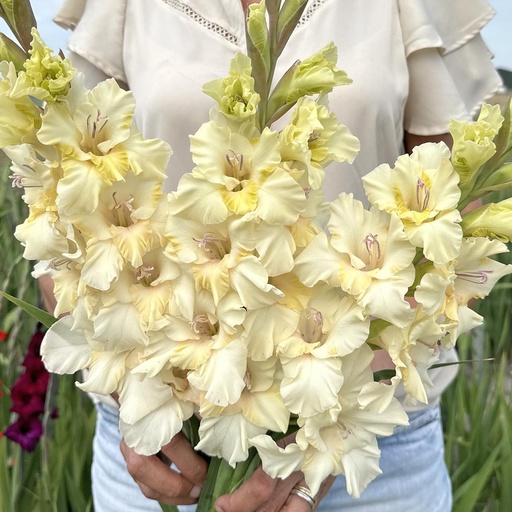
[159,0,327,45]
[298,0,329,26]
[160,0,240,44]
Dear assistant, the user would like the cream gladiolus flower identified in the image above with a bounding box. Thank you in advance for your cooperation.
[167,216,283,309]
[449,103,504,190]
[175,121,306,225]
[415,237,512,347]
[37,77,171,218]
[251,345,408,498]
[203,53,260,121]
[119,370,195,456]
[294,193,416,327]
[0,61,42,148]
[9,28,75,103]
[461,197,512,243]
[277,289,370,418]
[267,42,352,117]
[374,309,445,403]
[280,97,360,190]
[5,143,59,208]
[362,142,463,264]
[188,336,248,406]
[196,361,289,466]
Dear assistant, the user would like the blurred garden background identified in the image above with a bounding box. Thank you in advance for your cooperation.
[1,2,512,512]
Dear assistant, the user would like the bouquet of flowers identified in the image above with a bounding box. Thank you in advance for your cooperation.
[1,0,512,509]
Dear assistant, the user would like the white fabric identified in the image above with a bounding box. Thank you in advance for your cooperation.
[54,0,502,410]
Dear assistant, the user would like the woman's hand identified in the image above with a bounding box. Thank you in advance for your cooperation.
[214,471,335,511]
[120,429,335,510]
[120,433,208,505]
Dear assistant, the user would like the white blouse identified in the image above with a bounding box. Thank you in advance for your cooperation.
[54,0,502,409]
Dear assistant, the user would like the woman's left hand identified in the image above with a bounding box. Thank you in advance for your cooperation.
[214,469,335,511]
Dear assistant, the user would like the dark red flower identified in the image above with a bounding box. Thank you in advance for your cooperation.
[10,383,46,416]
[22,353,46,374]
[24,329,44,358]
[11,371,49,397]
[4,416,43,451]
[0,330,7,342]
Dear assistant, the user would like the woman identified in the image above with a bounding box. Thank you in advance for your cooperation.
[49,0,502,510]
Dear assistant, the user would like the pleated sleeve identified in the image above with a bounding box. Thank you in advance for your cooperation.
[54,0,128,84]
[399,0,503,135]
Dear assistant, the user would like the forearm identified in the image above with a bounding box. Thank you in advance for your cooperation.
[404,131,453,153]
[38,273,57,316]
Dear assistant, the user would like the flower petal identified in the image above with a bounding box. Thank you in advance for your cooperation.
[41,316,92,374]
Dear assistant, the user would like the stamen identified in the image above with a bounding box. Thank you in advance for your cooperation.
[9,175,25,188]
[112,193,135,227]
[87,110,109,139]
[308,131,321,143]
[456,270,492,284]
[338,422,352,439]
[363,234,381,268]
[46,258,69,270]
[305,307,323,327]
[243,371,252,390]
[416,178,430,211]
[189,314,215,337]
[136,265,154,281]
[225,150,244,181]
[193,233,220,251]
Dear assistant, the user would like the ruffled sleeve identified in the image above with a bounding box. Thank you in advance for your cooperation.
[398,0,503,135]
[53,0,127,84]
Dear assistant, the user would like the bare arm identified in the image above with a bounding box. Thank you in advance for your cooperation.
[404,131,453,153]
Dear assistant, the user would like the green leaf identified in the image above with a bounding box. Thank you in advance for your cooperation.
[275,0,308,57]
[159,504,179,512]
[373,369,395,382]
[0,1,15,29]
[453,444,501,512]
[0,291,56,327]
[0,32,27,70]
[430,358,495,369]
[12,0,37,52]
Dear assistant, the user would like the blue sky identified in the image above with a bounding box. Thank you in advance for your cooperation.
[2,0,512,70]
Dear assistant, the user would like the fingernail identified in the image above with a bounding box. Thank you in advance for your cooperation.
[214,507,225,512]
[189,484,202,499]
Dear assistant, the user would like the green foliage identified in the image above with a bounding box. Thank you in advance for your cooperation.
[0,154,96,512]
[442,237,512,511]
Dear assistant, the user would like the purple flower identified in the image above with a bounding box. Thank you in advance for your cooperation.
[4,416,43,452]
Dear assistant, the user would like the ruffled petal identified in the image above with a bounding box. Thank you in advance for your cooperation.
[41,316,92,374]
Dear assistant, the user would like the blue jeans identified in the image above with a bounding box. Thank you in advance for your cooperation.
[92,403,451,511]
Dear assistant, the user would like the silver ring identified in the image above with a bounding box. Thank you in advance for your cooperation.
[290,485,316,508]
